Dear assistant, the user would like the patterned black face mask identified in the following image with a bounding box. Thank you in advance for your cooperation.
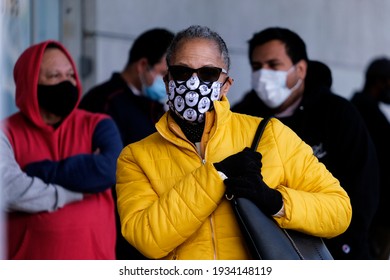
[167,76,223,124]
[37,81,78,117]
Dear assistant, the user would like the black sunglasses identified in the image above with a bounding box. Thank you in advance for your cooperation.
[168,65,227,83]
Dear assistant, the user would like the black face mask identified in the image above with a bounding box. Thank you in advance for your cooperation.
[37,81,79,117]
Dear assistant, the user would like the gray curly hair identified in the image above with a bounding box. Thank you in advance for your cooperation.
[166,25,230,71]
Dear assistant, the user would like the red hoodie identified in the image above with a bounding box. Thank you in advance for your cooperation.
[2,41,116,259]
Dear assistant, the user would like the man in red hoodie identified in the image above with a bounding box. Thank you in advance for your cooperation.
[1,41,122,259]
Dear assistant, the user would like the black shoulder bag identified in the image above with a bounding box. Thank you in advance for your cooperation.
[229,117,333,260]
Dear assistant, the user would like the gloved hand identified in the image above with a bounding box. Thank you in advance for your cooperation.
[224,174,283,216]
[214,147,262,178]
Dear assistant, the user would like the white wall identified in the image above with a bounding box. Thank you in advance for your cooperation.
[0,0,389,260]
[78,0,390,107]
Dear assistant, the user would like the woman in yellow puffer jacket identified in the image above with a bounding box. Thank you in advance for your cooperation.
[116,25,352,260]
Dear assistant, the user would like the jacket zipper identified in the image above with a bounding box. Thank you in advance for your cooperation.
[209,214,217,259]
[165,120,217,259]
[201,158,217,260]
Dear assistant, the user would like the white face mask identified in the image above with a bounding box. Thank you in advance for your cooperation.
[251,66,302,108]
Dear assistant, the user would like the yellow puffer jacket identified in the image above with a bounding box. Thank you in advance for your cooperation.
[116,97,352,260]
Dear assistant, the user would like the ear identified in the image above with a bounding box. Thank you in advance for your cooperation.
[220,77,234,97]
[136,58,149,73]
[296,60,308,80]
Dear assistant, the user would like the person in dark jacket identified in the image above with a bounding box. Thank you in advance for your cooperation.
[79,28,174,260]
[351,57,390,260]
[306,60,333,91]
[232,27,380,260]
[79,28,174,145]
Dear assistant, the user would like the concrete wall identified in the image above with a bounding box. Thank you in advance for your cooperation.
[77,0,390,107]
[1,0,389,260]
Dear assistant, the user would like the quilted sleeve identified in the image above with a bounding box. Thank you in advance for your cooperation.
[267,119,352,238]
[115,143,226,259]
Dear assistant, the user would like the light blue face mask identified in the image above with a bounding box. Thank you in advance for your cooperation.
[144,75,167,103]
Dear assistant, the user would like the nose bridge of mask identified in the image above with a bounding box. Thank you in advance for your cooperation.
[191,70,208,84]
[186,75,201,90]
[260,69,288,87]
[152,74,165,87]
[143,74,167,102]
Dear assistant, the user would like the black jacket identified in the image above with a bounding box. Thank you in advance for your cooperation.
[80,73,165,146]
[232,83,380,260]
[80,73,165,260]
[351,91,390,226]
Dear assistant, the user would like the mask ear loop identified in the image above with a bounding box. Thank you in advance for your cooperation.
[286,65,296,74]
[221,76,231,87]
[286,65,302,92]
[217,77,232,101]
[289,78,302,92]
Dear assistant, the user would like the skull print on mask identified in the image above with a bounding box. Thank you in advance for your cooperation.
[167,75,223,124]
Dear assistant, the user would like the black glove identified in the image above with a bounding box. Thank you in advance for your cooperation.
[224,174,283,216]
[214,147,262,178]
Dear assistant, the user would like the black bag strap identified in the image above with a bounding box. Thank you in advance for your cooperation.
[251,117,272,151]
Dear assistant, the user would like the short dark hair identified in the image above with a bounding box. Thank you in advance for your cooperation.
[364,57,390,90]
[306,60,333,90]
[166,25,231,71]
[127,28,174,66]
[248,27,308,64]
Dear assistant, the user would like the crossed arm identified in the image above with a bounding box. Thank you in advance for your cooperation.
[24,118,123,193]
[0,130,83,213]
